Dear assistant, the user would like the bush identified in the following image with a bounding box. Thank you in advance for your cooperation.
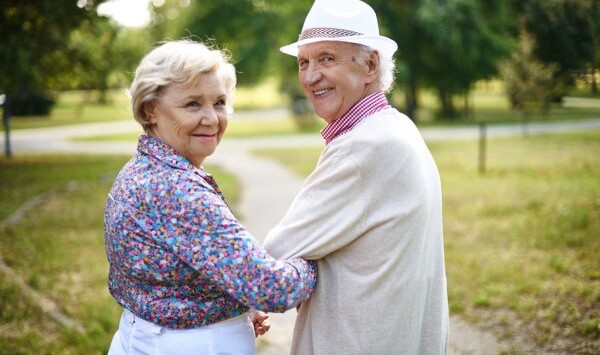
[10,92,56,116]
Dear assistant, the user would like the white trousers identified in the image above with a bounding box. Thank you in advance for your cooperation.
[108,309,256,355]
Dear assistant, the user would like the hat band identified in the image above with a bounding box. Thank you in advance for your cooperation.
[298,27,363,41]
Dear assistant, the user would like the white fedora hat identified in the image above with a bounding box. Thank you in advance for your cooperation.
[280,0,398,59]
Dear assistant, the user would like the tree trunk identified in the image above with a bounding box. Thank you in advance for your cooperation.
[2,93,12,158]
[404,77,418,122]
[438,88,455,119]
[591,66,597,94]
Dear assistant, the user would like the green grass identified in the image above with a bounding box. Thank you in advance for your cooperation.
[78,117,325,143]
[254,131,600,354]
[2,90,133,130]
[0,155,239,354]
[4,80,600,133]
[1,80,289,131]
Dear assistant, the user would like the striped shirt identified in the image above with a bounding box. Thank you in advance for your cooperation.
[320,91,391,144]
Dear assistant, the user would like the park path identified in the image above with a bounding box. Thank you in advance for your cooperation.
[2,115,600,354]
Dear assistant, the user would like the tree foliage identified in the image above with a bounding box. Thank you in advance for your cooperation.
[0,0,107,104]
[522,0,597,86]
[68,19,150,102]
[500,31,559,115]
[151,0,284,86]
[0,0,108,156]
[370,0,425,119]
[371,0,511,119]
[417,0,510,118]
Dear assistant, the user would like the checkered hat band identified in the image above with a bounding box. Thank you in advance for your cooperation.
[299,27,363,41]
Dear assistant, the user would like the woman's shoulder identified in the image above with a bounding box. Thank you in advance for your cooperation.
[112,155,211,208]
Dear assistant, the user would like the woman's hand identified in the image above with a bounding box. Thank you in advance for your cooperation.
[249,309,270,337]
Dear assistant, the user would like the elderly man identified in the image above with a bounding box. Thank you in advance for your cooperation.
[263,0,449,354]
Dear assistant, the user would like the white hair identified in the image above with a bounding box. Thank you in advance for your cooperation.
[356,44,396,93]
[129,39,237,130]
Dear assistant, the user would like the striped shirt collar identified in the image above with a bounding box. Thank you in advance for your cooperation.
[320,91,391,144]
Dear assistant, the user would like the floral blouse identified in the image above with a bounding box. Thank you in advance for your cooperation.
[104,134,317,329]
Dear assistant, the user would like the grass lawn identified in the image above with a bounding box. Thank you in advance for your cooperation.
[3,80,600,134]
[0,80,290,131]
[254,131,600,354]
[0,155,239,354]
[0,132,598,353]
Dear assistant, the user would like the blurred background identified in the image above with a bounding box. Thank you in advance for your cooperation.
[0,0,599,354]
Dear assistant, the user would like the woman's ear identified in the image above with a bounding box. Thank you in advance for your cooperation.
[144,101,158,124]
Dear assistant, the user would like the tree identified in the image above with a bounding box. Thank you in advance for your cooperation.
[68,18,151,103]
[370,0,427,120]
[150,0,282,86]
[500,31,559,117]
[271,0,317,126]
[371,0,511,120]
[0,0,107,157]
[416,0,510,118]
[521,0,597,90]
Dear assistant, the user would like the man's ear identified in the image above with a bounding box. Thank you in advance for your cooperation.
[365,51,380,84]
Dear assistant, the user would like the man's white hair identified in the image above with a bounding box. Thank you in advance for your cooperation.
[356,44,396,93]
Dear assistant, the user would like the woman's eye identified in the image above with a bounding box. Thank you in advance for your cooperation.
[215,99,226,107]
[186,101,200,108]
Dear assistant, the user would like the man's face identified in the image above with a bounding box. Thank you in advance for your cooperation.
[297,41,376,123]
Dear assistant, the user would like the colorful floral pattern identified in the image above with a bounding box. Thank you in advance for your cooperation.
[104,134,316,329]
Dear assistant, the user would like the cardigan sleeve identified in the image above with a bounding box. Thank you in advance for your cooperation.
[263,142,374,260]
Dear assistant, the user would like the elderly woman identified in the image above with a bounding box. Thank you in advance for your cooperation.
[104,40,317,355]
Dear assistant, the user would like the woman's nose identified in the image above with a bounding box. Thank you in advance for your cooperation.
[201,107,219,125]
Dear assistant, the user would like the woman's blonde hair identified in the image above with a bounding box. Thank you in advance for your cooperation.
[129,39,237,130]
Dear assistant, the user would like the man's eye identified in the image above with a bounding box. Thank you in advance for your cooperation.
[298,60,308,69]
[322,56,334,63]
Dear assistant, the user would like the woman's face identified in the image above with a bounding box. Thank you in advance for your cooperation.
[147,71,229,168]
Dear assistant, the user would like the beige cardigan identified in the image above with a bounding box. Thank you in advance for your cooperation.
[264,108,449,355]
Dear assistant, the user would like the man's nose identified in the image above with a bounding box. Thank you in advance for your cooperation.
[304,65,323,84]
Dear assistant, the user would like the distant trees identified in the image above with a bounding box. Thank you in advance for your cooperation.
[1,0,598,139]
[416,0,510,119]
[370,0,599,120]
[0,0,109,156]
[1,1,106,113]
[68,18,150,103]
[500,31,559,116]
[370,0,512,120]
[148,0,315,125]
[150,0,284,86]
[522,0,597,87]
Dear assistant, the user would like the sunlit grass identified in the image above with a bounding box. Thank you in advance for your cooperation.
[4,80,600,133]
[253,131,600,353]
[0,155,239,353]
[2,80,288,131]
[234,78,288,110]
[1,131,598,352]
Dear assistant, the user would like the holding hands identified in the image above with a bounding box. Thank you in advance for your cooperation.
[250,309,271,337]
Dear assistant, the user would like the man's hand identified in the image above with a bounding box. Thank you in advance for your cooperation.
[250,309,270,337]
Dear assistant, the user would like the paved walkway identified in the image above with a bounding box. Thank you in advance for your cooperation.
[2,117,599,354]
